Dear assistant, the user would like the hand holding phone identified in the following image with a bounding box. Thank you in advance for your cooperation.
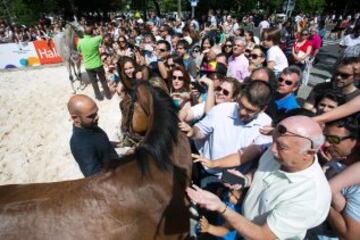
[221,170,246,188]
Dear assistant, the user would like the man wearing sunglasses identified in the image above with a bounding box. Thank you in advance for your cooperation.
[312,116,360,239]
[150,40,171,79]
[304,57,360,111]
[186,116,331,240]
[68,94,119,177]
[266,66,301,120]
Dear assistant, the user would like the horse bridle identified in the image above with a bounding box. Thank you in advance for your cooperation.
[121,89,145,146]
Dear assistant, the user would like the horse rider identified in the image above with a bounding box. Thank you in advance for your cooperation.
[77,25,112,100]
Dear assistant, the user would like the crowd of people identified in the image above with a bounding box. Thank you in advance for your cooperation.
[11,9,360,240]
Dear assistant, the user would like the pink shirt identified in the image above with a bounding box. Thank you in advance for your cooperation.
[227,54,250,82]
[310,34,322,56]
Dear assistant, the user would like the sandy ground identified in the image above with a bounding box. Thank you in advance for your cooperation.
[0,65,122,185]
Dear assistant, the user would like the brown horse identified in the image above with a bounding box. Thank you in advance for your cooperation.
[0,79,192,239]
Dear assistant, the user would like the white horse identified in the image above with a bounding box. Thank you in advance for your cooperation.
[53,22,84,93]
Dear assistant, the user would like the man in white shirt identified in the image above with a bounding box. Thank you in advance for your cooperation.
[187,116,331,240]
[340,25,360,48]
[179,81,272,174]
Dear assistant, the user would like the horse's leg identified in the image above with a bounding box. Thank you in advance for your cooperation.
[66,60,76,94]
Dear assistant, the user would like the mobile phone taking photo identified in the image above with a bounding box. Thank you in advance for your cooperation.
[221,170,246,187]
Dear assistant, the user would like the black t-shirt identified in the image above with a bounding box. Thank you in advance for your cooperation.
[70,125,118,177]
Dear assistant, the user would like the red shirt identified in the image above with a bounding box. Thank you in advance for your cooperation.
[293,40,312,54]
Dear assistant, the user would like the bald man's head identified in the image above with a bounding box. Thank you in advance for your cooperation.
[278,116,324,151]
[68,94,96,115]
[272,116,325,172]
[68,95,99,128]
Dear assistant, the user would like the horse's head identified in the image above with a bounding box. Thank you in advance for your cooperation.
[67,21,84,38]
[120,82,152,145]
[119,75,183,172]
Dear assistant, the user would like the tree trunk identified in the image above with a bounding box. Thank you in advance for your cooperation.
[177,0,182,19]
[152,0,161,16]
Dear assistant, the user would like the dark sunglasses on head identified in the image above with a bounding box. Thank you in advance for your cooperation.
[324,134,353,144]
[215,86,230,96]
[276,124,314,148]
[335,71,353,79]
[278,77,294,86]
[172,75,184,80]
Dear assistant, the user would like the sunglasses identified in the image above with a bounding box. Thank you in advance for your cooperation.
[215,86,230,96]
[278,77,294,86]
[172,75,184,80]
[250,54,261,60]
[335,71,353,79]
[324,134,353,144]
[193,49,200,53]
[276,124,314,148]
[225,45,233,48]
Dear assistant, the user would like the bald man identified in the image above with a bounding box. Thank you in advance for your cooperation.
[68,94,118,177]
[186,116,331,239]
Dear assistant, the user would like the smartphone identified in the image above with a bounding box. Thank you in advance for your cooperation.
[221,171,246,186]
[190,81,207,93]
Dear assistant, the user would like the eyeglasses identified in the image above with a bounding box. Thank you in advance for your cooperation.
[335,71,353,79]
[278,77,294,86]
[215,86,230,96]
[324,134,353,144]
[276,124,314,148]
[172,75,184,80]
[250,54,261,60]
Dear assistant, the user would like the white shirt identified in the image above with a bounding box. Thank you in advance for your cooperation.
[259,20,270,32]
[191,102,206,121]
[266,45,289,75]
[243,149,331,239]
[195,102,272,173]
[340,34,360,48]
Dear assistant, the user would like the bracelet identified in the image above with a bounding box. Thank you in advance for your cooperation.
[220,204,228,214]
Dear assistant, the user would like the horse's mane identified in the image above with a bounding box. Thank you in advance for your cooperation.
[108,81,180,175]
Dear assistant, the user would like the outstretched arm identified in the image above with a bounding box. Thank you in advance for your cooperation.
[313,95,360,123]
[329,162,360,212]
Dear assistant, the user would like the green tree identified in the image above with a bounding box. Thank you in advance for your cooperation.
[295,0,326,14]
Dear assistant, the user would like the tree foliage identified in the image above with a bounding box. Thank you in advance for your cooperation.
[295,0,326,14]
